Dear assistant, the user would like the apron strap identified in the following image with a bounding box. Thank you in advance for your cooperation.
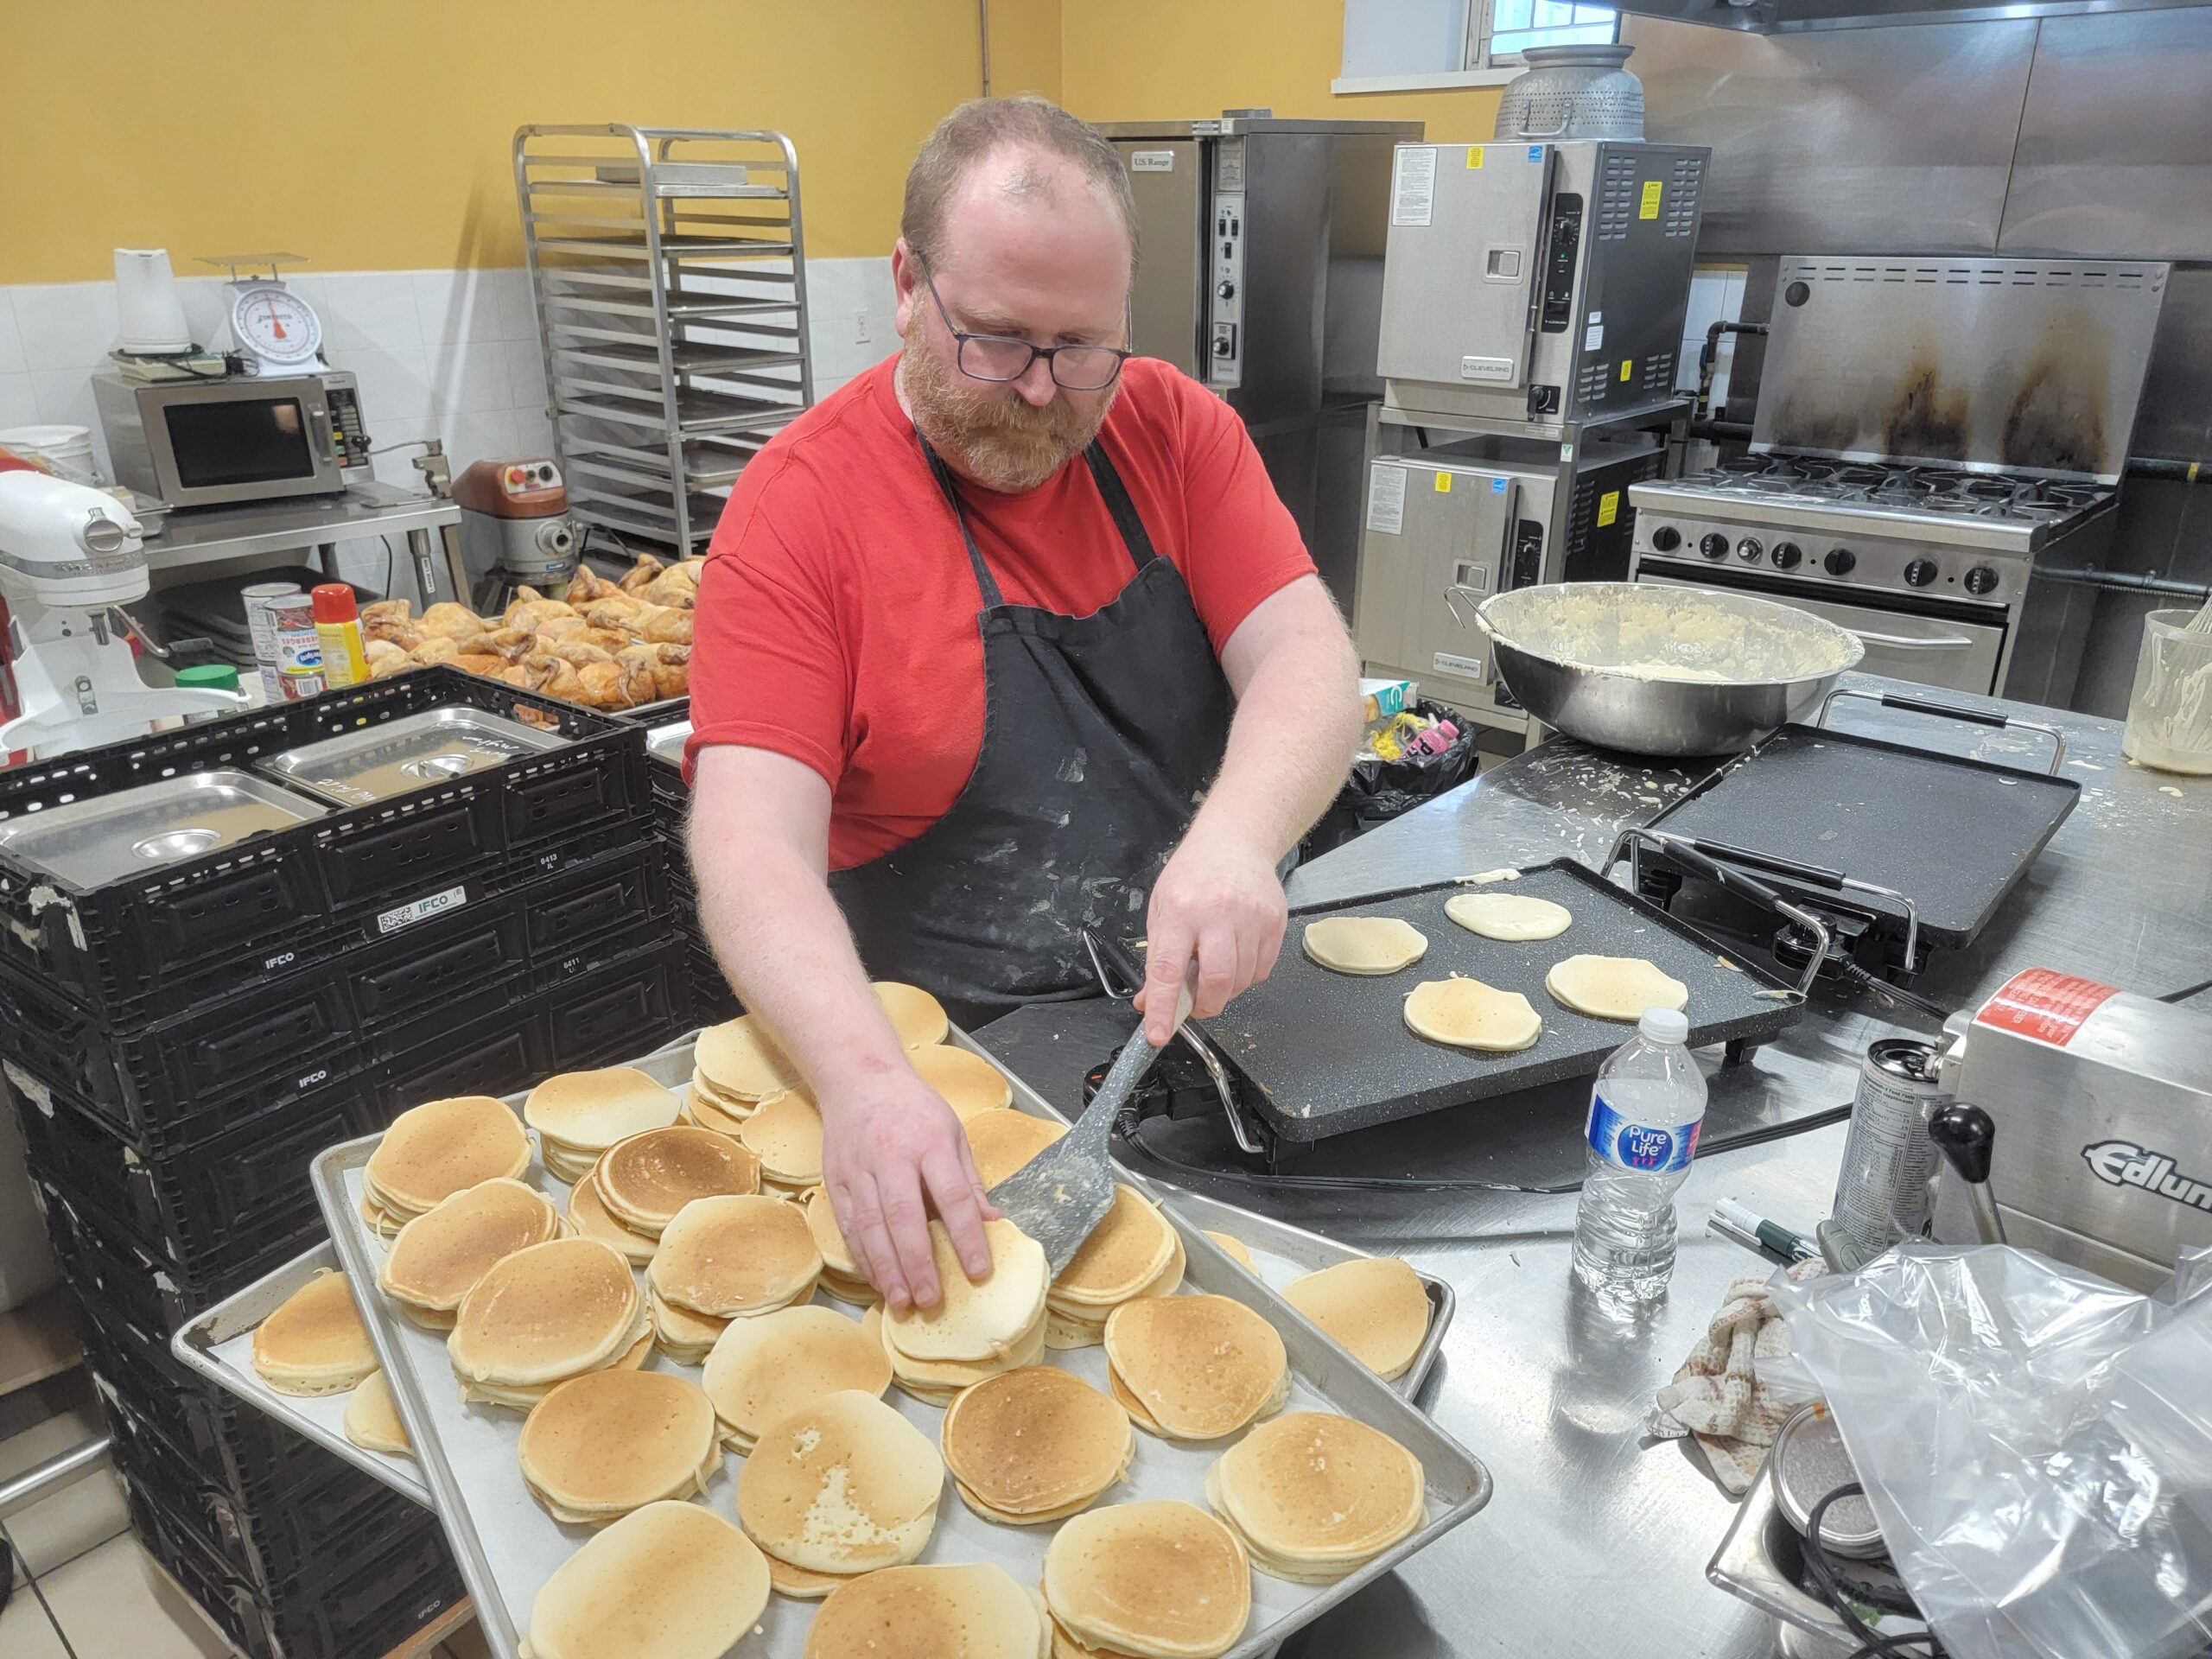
[917,435,1007,609]
[916,429,1160,613]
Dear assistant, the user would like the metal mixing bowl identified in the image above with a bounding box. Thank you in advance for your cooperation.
[1475,582,1864,757]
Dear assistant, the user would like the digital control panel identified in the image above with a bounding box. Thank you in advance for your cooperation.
[1539,194,1583,334]
[1207,141,1246,391]
[325,378,371,471]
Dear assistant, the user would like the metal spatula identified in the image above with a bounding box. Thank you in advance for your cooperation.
[987,982,1192,1278]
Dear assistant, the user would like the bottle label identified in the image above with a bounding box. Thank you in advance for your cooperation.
[1587,1095,1700,1173]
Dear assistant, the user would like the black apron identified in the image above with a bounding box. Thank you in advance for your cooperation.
[829,433,1236,1030]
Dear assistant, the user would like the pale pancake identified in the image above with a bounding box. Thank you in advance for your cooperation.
[1403,976,1542,1052]
[365,1096,531,1215]
[1301,915,1428,976]
[766,1554,860,1600]
[1045,1307,1108,1351]
[596,1126,761,1236]
[540,1141,601,1185]
[806,1563,1046,1659]
[1051,1619,1145,1659]
[379,1178,562,1312]
[649,1289,731,1364]
[566,1167,658,1265]
[251,1271,377,1396]
[1103,1294,1287,1441]
[683,1083,753,1137]
[1051,1186,1179,1311]
[459,1324,652,1412]
[1207,1411,1424,1581]
[883,1219,1049,1363]
[1545,953,1689,1020]
[1203,1232,1256,1273]
[910,1044,1014,1119]
[518,1369,721,1519]
[702,1304,891,1449]
[887,1295,1048,1395]
[965,1110,1068,1189]
[694,1013,802,1101]
[737,1088,824,1186]
[1443,890,1573,942]
[874,980,950,1049]
[802,1187,859,1277]
[521,1499,767,1659]
[1043,1500,1251,1659]
[647,1192,820,1319]
[448,1237,639,1386]
[736,1389,944,1575]
[1282,1255,1430,1382]
[525,1066,681,1152]
[819,1267,881,1307]
[940,1366,1132,1522]
[342,1370,410,1457]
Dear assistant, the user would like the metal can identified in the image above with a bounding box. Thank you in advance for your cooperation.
[242,581,302,702]
[266,594,326,702]
[1829,1037,1948,1264]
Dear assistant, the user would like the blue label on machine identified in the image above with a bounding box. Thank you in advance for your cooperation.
[1491,477,1508,493]
[1587,1096,1701,1172]
[1528,146,1545,162]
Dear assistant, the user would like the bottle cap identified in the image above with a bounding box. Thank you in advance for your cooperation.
[309,583,358,625]
[1638,1007,1690,1045]
[175,663,239,692]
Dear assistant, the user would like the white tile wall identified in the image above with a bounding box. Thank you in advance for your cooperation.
[1675,264,1751,416]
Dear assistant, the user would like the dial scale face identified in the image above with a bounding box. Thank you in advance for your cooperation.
[229,281,324,367]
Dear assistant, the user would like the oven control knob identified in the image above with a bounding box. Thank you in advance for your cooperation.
[1769,541,1802,570]
[1216,280,1236,300]
[1904,557,1939,588]
[1649,525,1681,552]
[1735,537,1764,563]
[1964,563,1999,596]
[1699,532,1730,561]
[1823,547,1857,576]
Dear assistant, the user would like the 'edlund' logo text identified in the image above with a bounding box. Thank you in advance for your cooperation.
[2081,1141,2212,1215]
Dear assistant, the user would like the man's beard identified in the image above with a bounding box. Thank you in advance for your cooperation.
[899,335,1114,494]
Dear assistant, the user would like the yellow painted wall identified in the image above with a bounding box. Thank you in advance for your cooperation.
[1,0,1062,285]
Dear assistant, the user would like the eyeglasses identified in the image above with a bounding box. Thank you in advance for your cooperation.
[912,257,1132,391]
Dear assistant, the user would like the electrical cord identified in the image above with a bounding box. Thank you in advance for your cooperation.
[1799,1483,1943,1659]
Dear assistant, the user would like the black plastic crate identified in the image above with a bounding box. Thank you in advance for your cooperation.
[35,1179,299,1331]
[368,1002,552,1130]
[222,1513,464,1659]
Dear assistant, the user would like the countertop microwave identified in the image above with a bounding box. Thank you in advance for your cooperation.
[93,371,370,510]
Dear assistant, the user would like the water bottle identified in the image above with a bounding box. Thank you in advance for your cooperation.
[1571,1007,1707,1311]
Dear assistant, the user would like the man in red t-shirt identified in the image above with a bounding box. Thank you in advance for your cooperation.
[688,98,1359,1311]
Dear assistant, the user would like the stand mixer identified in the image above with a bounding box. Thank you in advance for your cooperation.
[0,469,246,758]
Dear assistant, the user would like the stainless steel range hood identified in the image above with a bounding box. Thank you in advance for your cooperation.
[1614,0,2209,34]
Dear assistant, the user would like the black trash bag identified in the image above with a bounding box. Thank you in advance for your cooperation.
[1305,701,1483,856]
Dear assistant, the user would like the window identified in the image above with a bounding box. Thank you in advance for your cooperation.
[1336,0,1619,92]
[1476,0,1619,64]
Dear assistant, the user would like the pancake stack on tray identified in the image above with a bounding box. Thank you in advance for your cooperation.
[737,1088,824,1196]
[699,1303,890,1452]
[963,1109,1069,1189]
[645,1194,823,1363]
[516,1369,722,1524]
[1044,1185,1185,1349]
[880,1218,1052,1405]
[250,1270,378,1397]
[808,1563,1052,1659]
[343,1370,411,1458]
[1282,1256,1433,1382]
[1103,1294,1289,1441]
[521,1500,769,1659]
[687,981,950,1135]
[359,1096,532,1238]
[564,1164,658,1266]
[910,1043,1015,1119]
[940,1365,1134,1526]
[1042,1500,1253,1659]
[377,1178,566,1331]
[735,1389,945,1600]
[446,1236,652,1412]
[801,1188,878,1306]
[524,1067,683,1185]
[572,1124,765,1268]
[1206,1412,1427,1584]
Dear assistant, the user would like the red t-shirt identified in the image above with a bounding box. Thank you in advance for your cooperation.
[686,354,1315,870]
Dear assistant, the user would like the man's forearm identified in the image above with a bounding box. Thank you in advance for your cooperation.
[1192,622,1360,859]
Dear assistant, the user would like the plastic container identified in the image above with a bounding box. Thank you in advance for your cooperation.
[310,583,369,690]
[1571,1007,1707,1312]
[177,662,240,724]
[2120,607,2212,775]
[0,423,99,485]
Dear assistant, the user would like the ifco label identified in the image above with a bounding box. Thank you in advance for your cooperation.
[1587,1095,1700,1173]
[377,884,467,936]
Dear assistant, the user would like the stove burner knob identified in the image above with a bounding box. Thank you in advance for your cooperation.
[1769,541,1803,570]
[1904,557,1939,588]
[1823,547,1858,576]
[1649,525,1681,552]
[1699,532,1731,561]
[1964,563,1999,596]
[1735,537,1764,563]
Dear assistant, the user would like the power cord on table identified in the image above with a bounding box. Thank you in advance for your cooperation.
[1801,1483,1943,1659]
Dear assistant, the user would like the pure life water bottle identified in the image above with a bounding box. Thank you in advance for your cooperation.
[1571,1007,1706,1311]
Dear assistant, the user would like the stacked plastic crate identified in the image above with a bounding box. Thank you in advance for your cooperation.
[644,710,739,1025]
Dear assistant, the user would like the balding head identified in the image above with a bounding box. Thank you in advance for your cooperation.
[900,96,1138,281]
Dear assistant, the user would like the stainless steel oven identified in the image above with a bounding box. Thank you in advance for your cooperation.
[93,372,370,509]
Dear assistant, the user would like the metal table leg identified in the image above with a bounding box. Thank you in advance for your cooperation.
[407,525,470,607]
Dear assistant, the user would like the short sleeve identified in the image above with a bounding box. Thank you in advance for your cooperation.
[1166,378,1319,652]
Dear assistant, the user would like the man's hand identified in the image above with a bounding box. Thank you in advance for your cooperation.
[1135,823,1287,1043]
[817,1067,996,1315]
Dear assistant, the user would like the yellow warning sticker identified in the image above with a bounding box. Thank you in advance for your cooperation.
[1597,490,1620,528]
[1619,359,1633,382]
[1466,146,1484,168]
[1640,181,1664,219]
[1433,472,1453,493]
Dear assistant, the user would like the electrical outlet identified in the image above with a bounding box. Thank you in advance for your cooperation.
[855,310,872,345]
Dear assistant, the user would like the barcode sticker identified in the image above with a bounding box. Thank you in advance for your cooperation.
[1391,147,1438,227]
[378,884,467,936]
[1366,465,1408,535]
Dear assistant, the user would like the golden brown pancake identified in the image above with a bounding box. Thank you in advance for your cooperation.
[251,1271,377,1396]
[1206,1410,1425,1583]
[701,1304,892,1450]
[448,1237,640,1387]
[596,1126,761,1236]
[736,1389,944,1575]
[365,1096,531,1215]
[804,1563,1047,1658]
[910,1044,1015,1119]
[379,1178,563,1313]
[1043,1500,1250,1659]
[648,1193,820,1319]
[963,1110,1068,1189]
[521,1500,767,1658]
[1103,1294,1287,1441]
[565,1166,658,1265]
[1282,1255,1431,1382]
[940,1366,1132,1523]
[518,1369,721,1522]
[524,1066,682,1154]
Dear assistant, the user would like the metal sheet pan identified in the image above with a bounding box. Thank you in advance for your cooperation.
[169,1240,431,1506]
[313,1031,1491,1659]
[0,770,327,891]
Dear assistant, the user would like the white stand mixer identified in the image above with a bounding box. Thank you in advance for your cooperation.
[0,470,247,758]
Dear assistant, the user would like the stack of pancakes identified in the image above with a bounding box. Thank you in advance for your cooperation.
[700,1303,890,1451]
[1042,1500,1252,1659]
[1045,1185,1185,1349]
[522,1500,768,1659]
[644,1194,822,1363]
[517,1369,721,1523]
[378,1178,565,1331]
[941,1365,1133,1525]
[1103,1294,1289,1440]
[447,1236,652,1411]
[360,1096,531,1238]
[735,1389,944,1599]
[687,981,950,1135]
[801,1188,875,1306]
[736,1087,823,1195]
[251,1271,378,1397]
[343,1370,410,1458]
[911,1044,1014,1119]
[569,1125,764,1267]
[1283,1256,1431,1382]
[963,1109,1068,1189]
[524,1067,683,1185]
[808,1564,1052,1659]
[1205,1411,1426,1583]
[880,1219,1050,1405]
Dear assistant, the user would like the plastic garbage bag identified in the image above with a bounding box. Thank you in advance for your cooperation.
[1306,702,1484,855]
[1764,1244,2212,1659]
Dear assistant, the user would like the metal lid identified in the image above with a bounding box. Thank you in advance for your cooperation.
[257,706,569,808]
[1770,1403,1886,1560]
[645,719,690,766]
[0,771,327,892]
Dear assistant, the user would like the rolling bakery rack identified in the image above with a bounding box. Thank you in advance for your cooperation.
[516,124,816,554]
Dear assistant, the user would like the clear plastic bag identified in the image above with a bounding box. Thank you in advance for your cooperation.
[1765,1244,2212,1659]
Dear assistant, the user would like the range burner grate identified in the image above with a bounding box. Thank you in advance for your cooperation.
[1684,452,2113,525]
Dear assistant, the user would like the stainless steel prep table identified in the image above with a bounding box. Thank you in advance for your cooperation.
[976,670,2211,1659]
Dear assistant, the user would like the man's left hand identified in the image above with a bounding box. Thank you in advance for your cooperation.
[1135,825,1287,1043]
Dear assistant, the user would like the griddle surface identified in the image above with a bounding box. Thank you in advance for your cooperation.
[1186,861,1801,1142]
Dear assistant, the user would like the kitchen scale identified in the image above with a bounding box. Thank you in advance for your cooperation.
[199,252,329,375]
